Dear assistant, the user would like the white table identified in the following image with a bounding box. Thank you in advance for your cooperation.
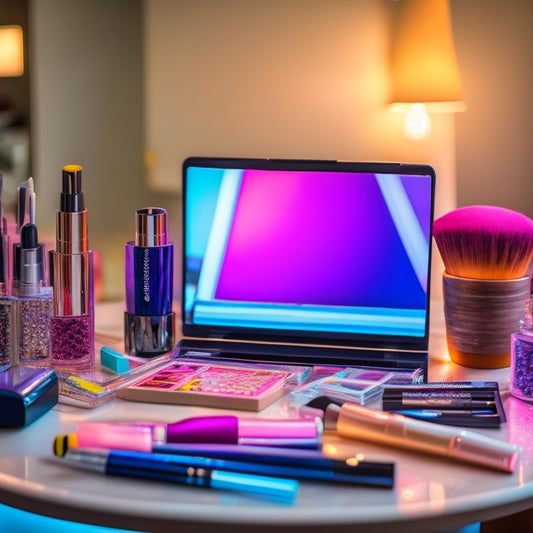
[0,301,532,533]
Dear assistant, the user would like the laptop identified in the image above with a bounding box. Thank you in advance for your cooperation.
[177,157,435,377]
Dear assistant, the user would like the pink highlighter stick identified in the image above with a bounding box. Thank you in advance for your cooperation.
[65,415,323,451]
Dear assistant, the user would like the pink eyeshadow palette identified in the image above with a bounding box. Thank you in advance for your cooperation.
[117,362,289,411]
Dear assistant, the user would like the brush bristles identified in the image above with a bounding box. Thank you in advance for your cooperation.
[433,206,533,280]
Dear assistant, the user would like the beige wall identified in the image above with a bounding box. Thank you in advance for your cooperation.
[451,0,533,218]
[144,0,457,220]
[30,0,173,300]
[31,0,532,300]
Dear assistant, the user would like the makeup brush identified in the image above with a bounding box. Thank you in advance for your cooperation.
[433,205,533,280]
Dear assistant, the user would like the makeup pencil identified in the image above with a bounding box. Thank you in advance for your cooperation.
[54,447,298,503]
[53,437,395,488]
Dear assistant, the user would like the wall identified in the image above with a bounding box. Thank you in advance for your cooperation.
[145,0,456,218]
[144,0,458,297]
[29,0,458,300]
[0,0,30,131]
[0,0,31,210]
[29,0,171,300]
[451,0,533,218]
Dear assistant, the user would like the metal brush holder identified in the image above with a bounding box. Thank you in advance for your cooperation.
[442,272,530,368]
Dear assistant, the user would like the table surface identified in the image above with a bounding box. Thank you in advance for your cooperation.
[1,301,533,533]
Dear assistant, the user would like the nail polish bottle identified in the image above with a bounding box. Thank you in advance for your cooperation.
[510,291,533,402]
[13,223,52,365]
[0,213,14,368]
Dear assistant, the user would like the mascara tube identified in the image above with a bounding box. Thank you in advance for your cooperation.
[49,165,95,371]
[124,207,174,357]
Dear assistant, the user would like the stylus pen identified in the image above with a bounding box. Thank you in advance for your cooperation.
[308,397,519,473]
[53,437,394,488]
[57,448,298,503]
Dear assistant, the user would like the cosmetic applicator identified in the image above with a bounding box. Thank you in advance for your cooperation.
[307,396,519,473]
[433,205,533,280]
[433,205,533,368]
[59,414,323,450]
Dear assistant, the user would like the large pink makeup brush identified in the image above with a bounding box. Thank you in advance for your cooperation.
[433,205,533,280]
[433,205,533,369]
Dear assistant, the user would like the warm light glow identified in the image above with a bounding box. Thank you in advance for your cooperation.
[346,457,360,466]
[0,25,24,77]
[402,488,416,501]
[389,0,465,110]
[404,103,431,139]
[345,452,365,466]
[388,0,465,138]
[322,443,338,455]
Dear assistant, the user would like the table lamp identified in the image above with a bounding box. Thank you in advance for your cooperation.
[389,0,466,139]
[0,25,24,77]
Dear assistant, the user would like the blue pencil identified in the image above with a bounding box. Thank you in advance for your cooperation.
[57,448,298,503]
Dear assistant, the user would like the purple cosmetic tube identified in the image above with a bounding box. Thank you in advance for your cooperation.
[49,165,95,371]
[124,207,174,357]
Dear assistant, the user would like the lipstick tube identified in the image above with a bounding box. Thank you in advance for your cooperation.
[124,207,174,356]
[0,212,14,367]
[49,165,95,371]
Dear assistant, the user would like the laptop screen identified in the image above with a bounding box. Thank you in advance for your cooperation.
[182,158,435,351]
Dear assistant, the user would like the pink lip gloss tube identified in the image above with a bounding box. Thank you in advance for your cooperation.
[49,165,95,371]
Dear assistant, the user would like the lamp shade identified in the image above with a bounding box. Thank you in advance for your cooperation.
[0,25,24,77]
[389,0,465,112]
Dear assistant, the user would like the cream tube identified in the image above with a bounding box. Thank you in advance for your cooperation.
[318,399,519,473]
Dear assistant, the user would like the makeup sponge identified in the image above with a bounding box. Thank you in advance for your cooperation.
[433,205,533,279]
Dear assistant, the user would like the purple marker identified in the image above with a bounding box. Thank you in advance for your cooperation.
[124,207,174,357]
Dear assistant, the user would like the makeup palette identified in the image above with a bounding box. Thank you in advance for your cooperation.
[0,365,58,427]
[290,366,424,406]
[117,361,291,411]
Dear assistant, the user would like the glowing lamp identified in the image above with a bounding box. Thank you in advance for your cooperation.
[0,25,24,77]
[389,0,466,139]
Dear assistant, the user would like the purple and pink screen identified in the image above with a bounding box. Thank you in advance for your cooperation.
[214,170,429,310]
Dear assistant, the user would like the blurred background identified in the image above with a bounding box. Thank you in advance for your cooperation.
[0,0,531,302]
[0,2,531,531]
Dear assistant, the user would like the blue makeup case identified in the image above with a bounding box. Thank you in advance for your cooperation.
[0,365,58,427]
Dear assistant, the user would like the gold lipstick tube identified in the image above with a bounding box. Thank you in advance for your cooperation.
[49,165,95,371]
